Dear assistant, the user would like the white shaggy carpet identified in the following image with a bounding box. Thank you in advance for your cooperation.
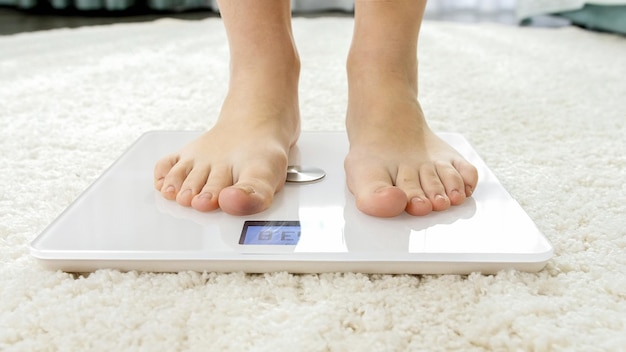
[1,17,626,351]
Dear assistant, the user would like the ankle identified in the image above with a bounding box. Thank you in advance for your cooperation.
[229,54,300,97]
[231,43,300,77]
[349,57,417,91]
[220,52,301,144]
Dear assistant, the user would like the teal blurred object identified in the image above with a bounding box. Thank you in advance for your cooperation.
[558,4,626,35]
[517,0,626,35]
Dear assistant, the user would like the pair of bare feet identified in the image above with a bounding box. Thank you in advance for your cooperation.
[152,65,478,217]
[153,1,478,218]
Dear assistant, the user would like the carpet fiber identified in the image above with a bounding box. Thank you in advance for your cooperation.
[1,18,625,351]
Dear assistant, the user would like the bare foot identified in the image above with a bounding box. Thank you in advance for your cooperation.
[154,65,300,216]
[153,0,303,216]
[345,64,479,218]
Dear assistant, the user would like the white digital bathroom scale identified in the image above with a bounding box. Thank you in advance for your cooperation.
[30,131,553,274]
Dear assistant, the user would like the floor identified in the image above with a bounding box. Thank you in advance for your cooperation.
[0,0,570,36]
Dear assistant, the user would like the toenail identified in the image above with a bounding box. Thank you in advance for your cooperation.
[197,192,212,200]
[165,185,175,193]
[237,186,255,194]
[180,189,191,197]
[411,196,425,203]
[465,185,474,196]
[435,194,447,201]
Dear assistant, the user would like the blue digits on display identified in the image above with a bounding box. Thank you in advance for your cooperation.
[239,221,301,245]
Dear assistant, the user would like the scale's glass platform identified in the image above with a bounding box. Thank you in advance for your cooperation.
[30,131,553,274]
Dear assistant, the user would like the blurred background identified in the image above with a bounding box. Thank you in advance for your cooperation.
[1,0,624,35]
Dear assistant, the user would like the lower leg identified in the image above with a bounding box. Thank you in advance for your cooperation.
[154,0,301,215]
[345,0,478,217]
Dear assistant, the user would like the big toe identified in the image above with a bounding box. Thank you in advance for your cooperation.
[355,185,409,218]
[218,164,286,216]
[218,185,271,216]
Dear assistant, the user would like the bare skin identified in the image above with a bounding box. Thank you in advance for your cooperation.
[154,0,300,215]
[154,0,478,217]
[345,0,478,217]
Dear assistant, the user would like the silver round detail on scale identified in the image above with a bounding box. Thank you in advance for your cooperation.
[286,165,326,183]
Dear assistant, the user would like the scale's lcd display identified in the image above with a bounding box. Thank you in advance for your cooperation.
[239,221,301,245]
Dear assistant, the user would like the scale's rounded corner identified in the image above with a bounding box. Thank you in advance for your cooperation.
[540,246,555,265]
[27,242,61,271]
[539,237,555,260]
[523,244,555,272]
[28,240,47,260]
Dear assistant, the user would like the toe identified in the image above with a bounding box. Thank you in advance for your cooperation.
[176,165,210,207]
[453,159,479,197]
[396,166,433,216]
[160,160,192,201]
[191,191,218,212]
[406,196,433,216]
[191,164,232,212]
[357,185,409,218]
[346,159,408,217]
[218,186,270,216]
[218,160,287,216]
[435,161,466,206]
[154,154,178,191]
[419,163,451,211]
